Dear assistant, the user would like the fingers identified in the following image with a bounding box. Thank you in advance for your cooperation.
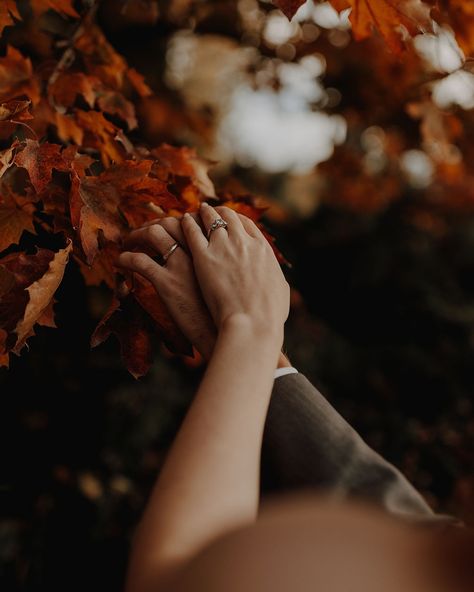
[124,224,184,269]
[237,213,266,240]
[157,217,188,252]
[198,202,230,242]
[181,212,208,253]
[214,206,248,239]
[117,251,168,289]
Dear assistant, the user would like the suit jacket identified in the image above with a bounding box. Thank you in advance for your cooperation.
[263,372,455,524]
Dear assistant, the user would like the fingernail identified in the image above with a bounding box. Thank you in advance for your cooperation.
[201,202,209,208]
[183,212,190,218]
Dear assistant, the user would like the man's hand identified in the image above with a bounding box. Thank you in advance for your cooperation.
[117,216,217,360]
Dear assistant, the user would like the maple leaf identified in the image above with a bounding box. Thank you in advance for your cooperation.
[0,0,21,37]
[132,274,192,356]
[0,242,72,359]
[75,24,129,90]
[0,99,32,122]
[0,189,36,252]
[49,72,96,110]
[73,24,152,110]
[0,46,39,105]
[70,171,127,264]
[91,294,154,379]
[37,148,93,235]
[0,142,17,178]
[273,0,306,20]
[329,0,434,53]
[29,0,79,18]
[96,89,138,130]
[151,144,216,200]
[70,159,178,263]
[13,242,72,353]
[74,110,127,166]
[127,68,153,98]
[54,112,85,146]
[74,241,120,290]
[14,139,69,193]
[91,274,193,379]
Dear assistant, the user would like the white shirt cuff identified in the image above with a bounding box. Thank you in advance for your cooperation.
[274,366,298,380]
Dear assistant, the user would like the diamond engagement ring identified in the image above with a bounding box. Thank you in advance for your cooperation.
[207,218,228,239]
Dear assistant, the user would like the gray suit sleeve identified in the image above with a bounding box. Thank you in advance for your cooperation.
[262,372,455,523]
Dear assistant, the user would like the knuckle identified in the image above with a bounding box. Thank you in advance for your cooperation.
[140,225,156,241]
[149,224,164,239]
[130,252,156,276]
[159,217,177,231]
[129,252,149,267]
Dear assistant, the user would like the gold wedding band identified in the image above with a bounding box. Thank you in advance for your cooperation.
[161,243,179,265]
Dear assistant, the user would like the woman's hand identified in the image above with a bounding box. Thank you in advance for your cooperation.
[181,203,290,339]
[124,205,290,592]
[117,217,217,360]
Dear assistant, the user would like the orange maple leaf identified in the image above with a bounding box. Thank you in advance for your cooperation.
[75,24,129,90]
[127,67,153,98]
[14,139,70,193]
[0,46,40,105]
[70,171,127,265]
[329,0,434,52]
[70,159,180,263]
[49,72,96,110]
[0,98,32,122]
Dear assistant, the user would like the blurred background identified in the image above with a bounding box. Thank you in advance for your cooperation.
[1,0,474,590]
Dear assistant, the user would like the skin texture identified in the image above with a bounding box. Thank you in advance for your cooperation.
[173,495,442,592]
[118,207,291,367]
[118,213,217,360]
[121,203,289,592]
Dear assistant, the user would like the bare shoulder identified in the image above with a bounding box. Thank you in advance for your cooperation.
[173,494,433,592]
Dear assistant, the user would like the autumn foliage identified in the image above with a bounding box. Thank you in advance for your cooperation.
[1,0,474,376]
[0,1,275,376]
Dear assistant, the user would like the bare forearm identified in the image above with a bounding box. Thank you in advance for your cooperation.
[126,317,282,591]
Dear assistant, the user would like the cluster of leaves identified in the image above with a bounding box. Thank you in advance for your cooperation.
[277,0,474,56]
[0,1,276,376]
[1,0,474,376]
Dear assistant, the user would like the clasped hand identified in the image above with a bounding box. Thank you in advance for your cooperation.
[118,202,290,360]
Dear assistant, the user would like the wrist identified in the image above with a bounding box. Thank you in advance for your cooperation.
[219,314,284,348]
